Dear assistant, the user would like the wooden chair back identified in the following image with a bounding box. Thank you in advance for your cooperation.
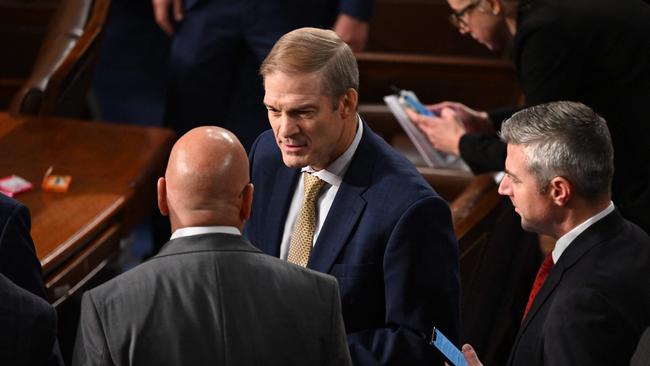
[9,0,111,117]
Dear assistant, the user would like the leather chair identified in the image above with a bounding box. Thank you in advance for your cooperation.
[9,0,110,117]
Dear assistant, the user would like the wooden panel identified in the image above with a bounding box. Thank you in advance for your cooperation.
[367,0,497,58]
[0,112,175,305]
[47,222,121,305]
[0,161,126,274]
[357,52,521,109]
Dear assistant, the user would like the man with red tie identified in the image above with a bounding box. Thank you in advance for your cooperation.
[461,101,650,366]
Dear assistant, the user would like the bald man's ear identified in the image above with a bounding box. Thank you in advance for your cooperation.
[240,183,254,223]
[157,177,169,217]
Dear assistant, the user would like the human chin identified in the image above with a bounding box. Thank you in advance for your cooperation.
[281,152,310,169]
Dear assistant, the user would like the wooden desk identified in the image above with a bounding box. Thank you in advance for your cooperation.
[0,112,174,306]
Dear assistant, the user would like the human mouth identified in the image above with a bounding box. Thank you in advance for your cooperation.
[281,142,307,154]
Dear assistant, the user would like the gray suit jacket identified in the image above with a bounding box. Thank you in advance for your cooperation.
[72,233,351,365]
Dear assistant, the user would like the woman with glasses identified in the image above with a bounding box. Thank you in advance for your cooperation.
[407,0,650,235]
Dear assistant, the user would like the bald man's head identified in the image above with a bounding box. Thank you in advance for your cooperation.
[157,127,253,232]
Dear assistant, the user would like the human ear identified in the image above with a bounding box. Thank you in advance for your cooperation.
[157,177,169,216]
[484,0,503,15]
[240,183,254,222]
[339,88,358,118]
[549,177,571,206]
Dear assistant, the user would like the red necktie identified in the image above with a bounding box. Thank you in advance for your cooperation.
[522,253,554,323]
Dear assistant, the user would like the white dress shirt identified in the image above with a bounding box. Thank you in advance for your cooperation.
[551,201,615,263]
[170,226,241,240]
[279,116,363,260]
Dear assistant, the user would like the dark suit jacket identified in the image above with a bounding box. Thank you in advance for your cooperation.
[244,124,461,365]
[0,273,57,366]
[72,233,351,366]
[508,210,650,365]
[0,194,47,299]
[459,0,650,233]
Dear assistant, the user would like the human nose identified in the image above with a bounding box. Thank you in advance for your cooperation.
[278,113,300,138]
[498,175,511,196]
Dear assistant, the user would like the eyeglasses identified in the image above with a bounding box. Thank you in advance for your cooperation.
[448,0,482,30]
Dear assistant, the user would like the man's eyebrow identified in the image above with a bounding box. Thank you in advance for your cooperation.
[288,103,317,111]
[504,168,519,180]
[263,102,316,110]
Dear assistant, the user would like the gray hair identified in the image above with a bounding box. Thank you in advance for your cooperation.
[260,27,359,107]
[500,101,613,200]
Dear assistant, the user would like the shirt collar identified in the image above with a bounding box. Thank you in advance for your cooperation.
[552,201,615,263]
[170,226,241,241]
[302,115,363,187]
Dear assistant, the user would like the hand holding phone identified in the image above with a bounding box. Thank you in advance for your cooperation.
[392,88,438,117]
[430,327,468,366]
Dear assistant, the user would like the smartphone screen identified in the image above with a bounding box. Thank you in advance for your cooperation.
[401,93,436,117]
[430,327,467,366]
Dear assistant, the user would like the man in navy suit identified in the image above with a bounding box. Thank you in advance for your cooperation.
[0,194,46,300]
[152,0,374,150]
[0,195,63,365]
[0,273,58,366]
[244,27,460,365]
[461,102,650,366]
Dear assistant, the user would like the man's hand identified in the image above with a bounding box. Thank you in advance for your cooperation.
[461,344,484,366]
[152,0,183,36]
[333,14,369,52]
[405,106,466,156]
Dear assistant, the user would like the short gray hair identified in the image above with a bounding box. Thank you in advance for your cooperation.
[260,27,359,106]
[500,101,613,200]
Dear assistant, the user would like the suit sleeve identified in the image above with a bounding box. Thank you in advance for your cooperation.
[543,288,637,365]
[459,133,506,174]
[31,297,59,366]
[72,292,113,366]
[326,277,353,366]
[347,196,460,365]
[0,201,47,300]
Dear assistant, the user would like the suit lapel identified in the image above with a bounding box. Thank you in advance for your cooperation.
[309,183,367,273]
[307,122,376,273]
[264,165,299,257]
[509,210,625,364]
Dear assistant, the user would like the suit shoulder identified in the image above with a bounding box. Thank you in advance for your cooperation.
[253,252,339,289]
[250,130,278,162]
[360,129,441,202]
[0,194,27,224]
[256,252,337,281]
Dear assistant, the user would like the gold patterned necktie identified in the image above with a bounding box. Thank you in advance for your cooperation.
[287,172,326,267]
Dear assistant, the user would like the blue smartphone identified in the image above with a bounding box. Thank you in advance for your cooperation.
[401,93,436,117]
[430,327,467,366]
